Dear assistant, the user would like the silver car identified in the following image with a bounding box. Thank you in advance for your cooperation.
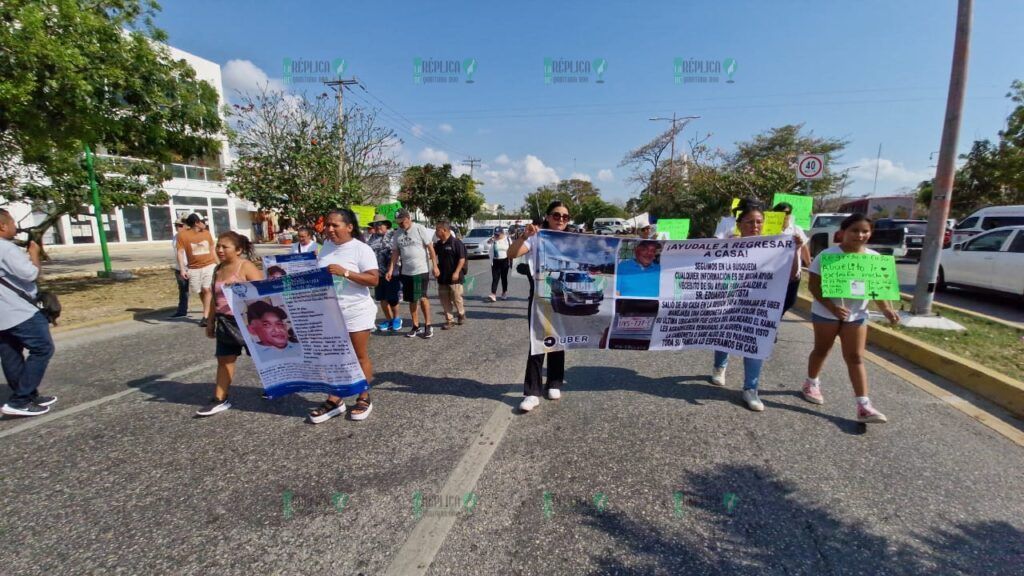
[463,227,495,258]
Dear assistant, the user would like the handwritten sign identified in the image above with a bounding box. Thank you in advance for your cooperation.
[819,253,900,300]
[658,218,690,240]
[376,201,402,223]
[350,205,376,227]
[763,211,786,235]
[772,193,813,230]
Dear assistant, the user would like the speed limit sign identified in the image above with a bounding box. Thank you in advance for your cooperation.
[796,154,824,180]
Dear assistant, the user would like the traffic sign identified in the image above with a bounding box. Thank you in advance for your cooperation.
[796,154,824,180]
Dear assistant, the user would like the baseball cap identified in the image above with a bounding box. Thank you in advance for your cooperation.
[395,209,412,220]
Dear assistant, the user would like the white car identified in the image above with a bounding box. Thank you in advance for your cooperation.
[463,227,495,258]
[938,225,1024,300]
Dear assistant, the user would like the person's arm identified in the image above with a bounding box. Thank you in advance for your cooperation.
[177,249,189,278]
[874,298,900,324]
[790,234,804,278]
[426,236,440,278]
[452,241,466,282]
[243,261,264,281]
[507,224,538,259]
[387,245,399,281]
[325,265,379,287]
[205,265,219,338]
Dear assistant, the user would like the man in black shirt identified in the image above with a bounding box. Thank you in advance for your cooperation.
[433,221,467,330]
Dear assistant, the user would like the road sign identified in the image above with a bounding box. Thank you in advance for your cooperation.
[796,154,824,180]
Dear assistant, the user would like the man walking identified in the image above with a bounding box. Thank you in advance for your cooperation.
[0,209,57,417]
[170,217,190,318]
[367,217,402,331]
[433,221,467,330]
[387,210,438,339]
[176,213,218,327]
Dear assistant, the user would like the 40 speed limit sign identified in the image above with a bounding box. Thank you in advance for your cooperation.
[796,154,824,180]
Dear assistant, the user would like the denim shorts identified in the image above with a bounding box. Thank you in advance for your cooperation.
[811,313,867,326]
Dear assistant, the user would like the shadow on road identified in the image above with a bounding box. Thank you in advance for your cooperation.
[127,373,321,418]
[375,371,509,402]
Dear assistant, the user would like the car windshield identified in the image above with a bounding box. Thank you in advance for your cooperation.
[814,216,847,227]
[904,223,928,235]
[466,229,493,238]
[564,273,591,282]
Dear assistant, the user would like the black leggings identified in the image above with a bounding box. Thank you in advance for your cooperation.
[782,278,800,315]
[491,258,510,294]
[524,279,565,396]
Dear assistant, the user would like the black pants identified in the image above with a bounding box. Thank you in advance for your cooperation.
[524,280,564,397]
[491,258,510,294]
[782,278,800,315]
[174,269,189,315]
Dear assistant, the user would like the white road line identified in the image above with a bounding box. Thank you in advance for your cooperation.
[0,359,217,440]
[385,387,518,576]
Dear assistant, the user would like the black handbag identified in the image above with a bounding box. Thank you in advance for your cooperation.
[215,313,247,347]
[0,276,62,325]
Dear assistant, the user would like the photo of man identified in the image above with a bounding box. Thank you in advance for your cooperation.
[616,240,661,298]
[266,265,286,280]
[246,299,301,363]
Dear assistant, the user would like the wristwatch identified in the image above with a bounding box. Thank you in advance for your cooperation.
[343,269,350,278]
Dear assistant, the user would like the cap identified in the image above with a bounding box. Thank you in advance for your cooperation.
[395,209,412,220]
[494,226,504,233]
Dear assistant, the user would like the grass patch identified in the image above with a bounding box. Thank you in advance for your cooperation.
[41,270,181,329]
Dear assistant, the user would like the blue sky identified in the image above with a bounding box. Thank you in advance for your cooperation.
[156,0,1024,209]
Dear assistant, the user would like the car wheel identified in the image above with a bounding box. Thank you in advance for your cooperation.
[937,267,947,292]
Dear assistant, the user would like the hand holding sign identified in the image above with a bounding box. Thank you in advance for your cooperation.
[819,253,900,300]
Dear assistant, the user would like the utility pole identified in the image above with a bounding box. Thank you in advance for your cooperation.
[871,143,882,195]
[649,114,699,181]
[325,78,359,189]
[461,157,481,177]
[912,0,972,316]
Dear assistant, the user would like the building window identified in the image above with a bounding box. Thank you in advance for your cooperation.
[148,206,173,241]
[212,208,230,236]
[172,195,209,207]
[70,208,94,244]
[103,210,120,242]
[123,206,148,241]
[211,197,228,207]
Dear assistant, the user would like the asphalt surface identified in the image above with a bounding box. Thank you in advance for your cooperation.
[2,265,1024,575]
[896,261,1024,326]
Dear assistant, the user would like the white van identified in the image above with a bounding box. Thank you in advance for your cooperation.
[951,205,1024,246]
[592,218,629,233]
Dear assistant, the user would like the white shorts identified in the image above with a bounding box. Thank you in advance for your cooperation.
[187,263,217,294]
[341,297,377,333]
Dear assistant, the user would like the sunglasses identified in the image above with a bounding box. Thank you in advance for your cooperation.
[548,213,571,221]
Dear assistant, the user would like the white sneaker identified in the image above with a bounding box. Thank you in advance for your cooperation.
[547,388,561,400]
[196,398,231,417]
[710,366,727,386]
[742,389,765,412]
[519,395,541,412]
[488,294,497,302]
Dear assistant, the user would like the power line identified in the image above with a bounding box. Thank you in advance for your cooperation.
[349,81,473,158]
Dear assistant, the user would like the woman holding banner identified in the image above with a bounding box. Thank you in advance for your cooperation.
[309,209,380,423]
[506,201,571,413]
[774,202,811,314]
[708,204,799,412]
[804,214,899,423]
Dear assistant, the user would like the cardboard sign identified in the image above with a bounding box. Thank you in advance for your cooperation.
[350,205,376,228]
[763,211,786,235]
[819,253,900,300]
[658,219,690,240]
[771,193,813,230]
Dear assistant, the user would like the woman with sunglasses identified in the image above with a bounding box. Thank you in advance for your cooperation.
[506,201,572,413]
[773,202,811,315]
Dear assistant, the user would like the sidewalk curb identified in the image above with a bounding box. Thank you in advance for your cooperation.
[898,290,1023,330]
[796,294,1024,419]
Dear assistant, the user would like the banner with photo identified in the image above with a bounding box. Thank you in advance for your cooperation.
[530,230,795,360]
[226,269,368,399]
[262,252,319,279]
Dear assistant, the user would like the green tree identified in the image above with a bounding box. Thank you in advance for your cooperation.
[0,0,224,247]
[576,197,626,229]
[399,163,484,225]
[521,178,599,221]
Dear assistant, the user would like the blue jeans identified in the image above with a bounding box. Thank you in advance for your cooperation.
[0,312,55,406]
[174,269,190,315]
[713,351,764,391]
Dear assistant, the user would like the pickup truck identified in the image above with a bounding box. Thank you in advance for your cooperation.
[808,213,852,257]
[868,219,927,261]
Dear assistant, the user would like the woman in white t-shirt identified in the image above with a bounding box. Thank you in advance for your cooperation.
[774,201,811,314]
[308,209,380,424]
[488,227,512,301]
[804,213,899,423]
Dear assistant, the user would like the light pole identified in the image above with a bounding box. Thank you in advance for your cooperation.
[649,114,699,181]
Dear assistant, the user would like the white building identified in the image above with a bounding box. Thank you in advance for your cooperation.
[4,45,256,249]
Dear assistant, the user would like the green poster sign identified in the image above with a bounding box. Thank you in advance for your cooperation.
[658,218,690,240]
[772,193,813,229]
[819,253,900,300]
[377,201,403,223]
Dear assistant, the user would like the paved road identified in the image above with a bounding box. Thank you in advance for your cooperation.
[896,261,1024,326]
[40,243,292,277]
[2,269,1023,575]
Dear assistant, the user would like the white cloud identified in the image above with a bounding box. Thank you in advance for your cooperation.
[849,158,932,185]
[481,154,560,191]
[438,123,453,134]
[494,154,511,165]
[570,172,591,182]
[522,155,560,187]
[411,124,425,138]
[597,169,614,182]
[222,59,286,95]
[417,147,449,164]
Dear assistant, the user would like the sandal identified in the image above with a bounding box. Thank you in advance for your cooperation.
[308,399,345,424]
[349,395,373,421]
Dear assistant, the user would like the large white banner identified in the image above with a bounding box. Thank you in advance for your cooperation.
[530,231,795,360]
[226,269,368,399]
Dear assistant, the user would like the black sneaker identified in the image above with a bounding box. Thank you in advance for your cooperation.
[195,398,231,417]
[31,395,58,407]
[170,312,188,318]
[405,325,421,338]
[1,403,50,417]
[198,318,208,328]
[420,325,434,339]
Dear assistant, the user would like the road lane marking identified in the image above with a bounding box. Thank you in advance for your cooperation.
[0,359,217,440]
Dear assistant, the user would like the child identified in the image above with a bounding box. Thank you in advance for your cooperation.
[805,214,900,423]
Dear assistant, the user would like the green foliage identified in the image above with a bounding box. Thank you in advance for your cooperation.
[521,179,601,221]
[575,196,626,228]
[0,0,223,245]
[399,163,484,224]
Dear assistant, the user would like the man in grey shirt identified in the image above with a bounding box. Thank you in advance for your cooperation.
[387,210,439,339]
[0,209,57,417]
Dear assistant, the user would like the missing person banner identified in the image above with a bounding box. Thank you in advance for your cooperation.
[226,269,368,399]
[262,252,319,279]
[530,230,795,360]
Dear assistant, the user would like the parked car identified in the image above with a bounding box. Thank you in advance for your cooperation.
[463,227,495,258]
[869,219,928,261]
[550,270,604,314]
[938,225,1024,301]
[808,213,852,257]
[951,205,1024,246]
[593,217,629,233]
[594,224,627,235]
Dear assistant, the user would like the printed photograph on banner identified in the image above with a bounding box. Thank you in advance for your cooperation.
[262,252,319,278]
[244,296,302,364]
[615,239,662,298]
[531,231,619,353]
[603,299,659,350]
